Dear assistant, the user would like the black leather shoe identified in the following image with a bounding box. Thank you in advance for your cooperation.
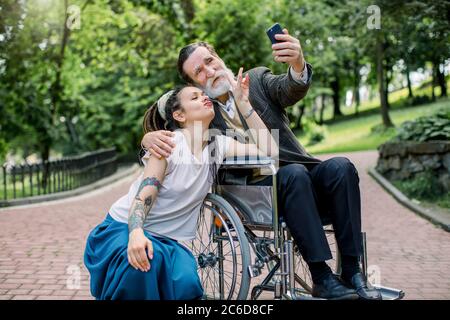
[342,272,382,300]
[312,274,359,300]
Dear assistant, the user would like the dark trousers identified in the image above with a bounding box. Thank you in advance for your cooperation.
[252,157,362,263]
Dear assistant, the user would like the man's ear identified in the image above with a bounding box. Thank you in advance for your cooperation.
[172,110,185,124]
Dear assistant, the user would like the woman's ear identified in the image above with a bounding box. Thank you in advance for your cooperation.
[172,110,185,124]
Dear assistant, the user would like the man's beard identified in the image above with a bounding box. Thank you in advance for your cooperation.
[203,68,234,99]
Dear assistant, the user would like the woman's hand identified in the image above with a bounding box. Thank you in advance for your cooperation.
[141,130,176,159]
[226,67,250,109]
[128,228,154,272]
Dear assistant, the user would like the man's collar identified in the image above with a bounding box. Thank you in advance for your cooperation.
[211,91,233,106]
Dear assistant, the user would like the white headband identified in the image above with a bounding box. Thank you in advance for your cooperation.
[157,90,174,121]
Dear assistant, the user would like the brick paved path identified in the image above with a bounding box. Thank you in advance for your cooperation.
[0,151,449,300]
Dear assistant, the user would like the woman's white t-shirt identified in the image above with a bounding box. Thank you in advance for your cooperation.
[109,131,232,241]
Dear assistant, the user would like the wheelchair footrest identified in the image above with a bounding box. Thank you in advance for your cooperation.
[374,285,405,300]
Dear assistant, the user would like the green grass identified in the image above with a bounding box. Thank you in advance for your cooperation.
[0,165,117,202]
[319,77,448,122]
[393,174,450,210]
[0,170,84,201]
[297,98,450,155]
[437,196,450,210]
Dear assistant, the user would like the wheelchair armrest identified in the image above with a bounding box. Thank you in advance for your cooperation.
[222,156,274,166]
[221,156,277,174]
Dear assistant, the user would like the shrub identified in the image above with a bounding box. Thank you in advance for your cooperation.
[408,95,432,106]
[303,119,327,146]
[393,170,444,201]
[370,123,397,135]
[392,109,450,142]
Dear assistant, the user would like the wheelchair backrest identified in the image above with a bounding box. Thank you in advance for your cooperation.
[216,157,277,228]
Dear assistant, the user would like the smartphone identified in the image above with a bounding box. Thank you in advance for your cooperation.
[266,23,284,44]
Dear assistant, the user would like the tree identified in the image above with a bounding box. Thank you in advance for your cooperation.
[0,0,182,164]
[192,0,272,73]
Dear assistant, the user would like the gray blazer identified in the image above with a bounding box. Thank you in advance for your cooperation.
[210,63,322,167]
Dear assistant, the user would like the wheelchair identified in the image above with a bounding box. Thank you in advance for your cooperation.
[182,157,405,300]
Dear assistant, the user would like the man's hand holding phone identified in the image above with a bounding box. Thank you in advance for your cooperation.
[268,23,306,74]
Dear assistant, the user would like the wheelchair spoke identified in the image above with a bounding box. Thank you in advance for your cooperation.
[213,266,234,297]
[204,267,214,294]
[193,195,251,300]
[200,268,207,291]
[200,211,211,251]
[218,238,232,254]
[189,237,201,255]
[221,244,240,258]
[292,227,340,293]
[204,265,233,300]
[214,266,233,290]
[196,212,207,253]
[212,267,218,298]
[216,268,233,295]
[218,235,241,256]
[195,211,216,255]
[203,271,210,298]
[216,266,237,280]
[205,267,218,297]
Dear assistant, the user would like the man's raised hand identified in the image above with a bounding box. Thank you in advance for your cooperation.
[226,67,250,107]
[272,28,305,73]
[141,130,175,159]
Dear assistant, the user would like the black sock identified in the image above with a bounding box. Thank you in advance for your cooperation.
[341,255,361,281]
[307,261,332,284]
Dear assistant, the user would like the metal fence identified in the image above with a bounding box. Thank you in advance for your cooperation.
[1,148,117,205]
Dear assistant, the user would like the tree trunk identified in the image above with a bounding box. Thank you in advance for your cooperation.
[406,64,414,98]
[50,0,71,118]
[431,63,436,101]
[384,67,391,109]
[331,76,342,119]
[319,94,326,125]
[436,62,447,97]
[40,145,50,191]
[65,118,79,146]
[178,0,195,41]
[295,103,305,131]
[376,32,394,127]
[353,64,360,115]
[179,0,195,23]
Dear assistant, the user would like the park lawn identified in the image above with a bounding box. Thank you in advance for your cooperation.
[0,171,77,201]
[298,98,450,155]
[320,77,449,121]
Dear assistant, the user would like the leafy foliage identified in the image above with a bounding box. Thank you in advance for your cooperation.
[393,170,449,209]
[302,119,327,146]
[392,109,450,142]
[0,0,449,163]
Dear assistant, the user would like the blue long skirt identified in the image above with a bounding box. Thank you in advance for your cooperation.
[84,214,203,300]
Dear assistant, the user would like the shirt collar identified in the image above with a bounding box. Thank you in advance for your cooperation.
[213,92,233,109]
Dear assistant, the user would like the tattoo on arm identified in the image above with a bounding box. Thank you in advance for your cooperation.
[136,177,162,196]
[128,177,162,233]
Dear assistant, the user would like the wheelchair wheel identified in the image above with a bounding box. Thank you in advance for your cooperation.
[293,225,341,293]
[182,193,251,300]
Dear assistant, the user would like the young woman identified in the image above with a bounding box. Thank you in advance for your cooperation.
[84,68,278,300]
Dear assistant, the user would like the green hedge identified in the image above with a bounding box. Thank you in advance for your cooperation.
[392,109,450,142]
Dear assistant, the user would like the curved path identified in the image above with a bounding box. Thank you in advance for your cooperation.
[0,151,449,300]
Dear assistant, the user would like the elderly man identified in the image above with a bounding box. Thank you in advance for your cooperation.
[142,29,381,300]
